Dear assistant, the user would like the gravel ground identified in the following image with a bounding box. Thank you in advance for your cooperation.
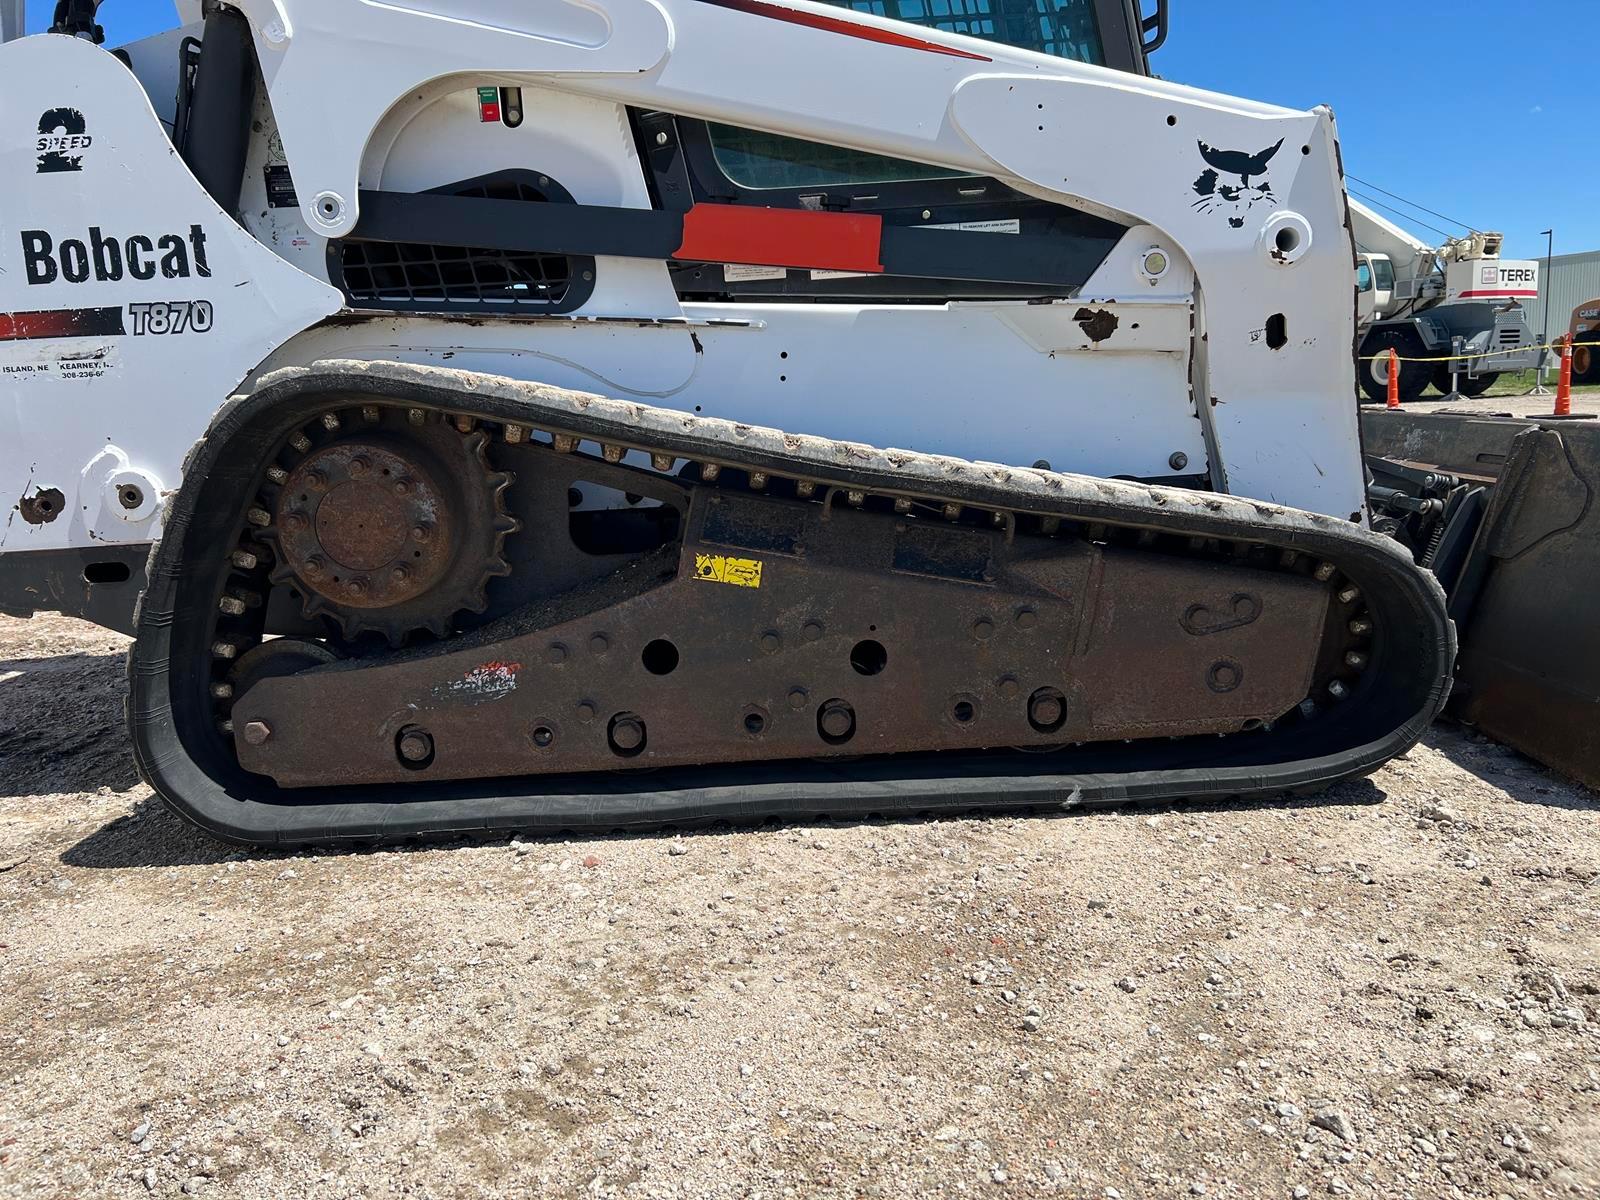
[1,613,1597,1200]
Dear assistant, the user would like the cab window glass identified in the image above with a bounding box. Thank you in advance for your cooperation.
[1373,258,1395,290]
[830,0,1105,63]
[1356,263,1372,293]
[708,124,963,190]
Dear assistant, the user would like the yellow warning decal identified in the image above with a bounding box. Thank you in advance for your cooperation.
[695,553,763,588]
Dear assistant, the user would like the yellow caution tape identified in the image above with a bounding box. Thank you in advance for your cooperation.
[1357,345,1560,364]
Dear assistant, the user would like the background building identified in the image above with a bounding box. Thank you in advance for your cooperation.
[1528,249,1600,343]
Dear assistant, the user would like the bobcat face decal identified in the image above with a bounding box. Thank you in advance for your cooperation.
[1191,138,1283,228]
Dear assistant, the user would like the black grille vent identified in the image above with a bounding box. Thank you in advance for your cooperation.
[331,170,594,314]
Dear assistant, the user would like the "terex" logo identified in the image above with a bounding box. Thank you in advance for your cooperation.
[20,226,211,285]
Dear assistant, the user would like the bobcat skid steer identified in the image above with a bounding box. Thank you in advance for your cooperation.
[0,0,1452,846]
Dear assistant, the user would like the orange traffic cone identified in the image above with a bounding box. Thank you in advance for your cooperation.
[1386,348,1400,409]
[1555,336,1572,418]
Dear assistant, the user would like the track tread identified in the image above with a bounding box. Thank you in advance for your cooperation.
[126,360,1454,848]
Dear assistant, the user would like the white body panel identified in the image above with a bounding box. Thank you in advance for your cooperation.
[0,34,340,553]
[264,297,1202,480]
[3,0,1368,562]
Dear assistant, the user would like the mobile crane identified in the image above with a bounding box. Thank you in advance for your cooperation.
[1351,199,1541,403]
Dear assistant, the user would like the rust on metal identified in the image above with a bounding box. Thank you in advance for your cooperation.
[17,487,65,525]
[275,438,454,610]
[261,411,518,643]
[233,482,1329,788]
[1073,306,1119,344]
[1180,592,1261,636]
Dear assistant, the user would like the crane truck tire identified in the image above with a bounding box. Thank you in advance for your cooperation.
[122,361,1456,848]
[1359,331,1432,403]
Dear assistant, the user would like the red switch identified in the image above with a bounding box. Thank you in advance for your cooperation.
[476,85,501,124]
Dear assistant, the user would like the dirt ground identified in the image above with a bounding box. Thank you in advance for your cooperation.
[1359,382,1600,419]
[1,614,1596,1200]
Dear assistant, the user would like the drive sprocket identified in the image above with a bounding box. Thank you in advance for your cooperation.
[262,411,518,644]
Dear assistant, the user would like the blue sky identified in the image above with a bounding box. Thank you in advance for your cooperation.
[32,0,1594,259]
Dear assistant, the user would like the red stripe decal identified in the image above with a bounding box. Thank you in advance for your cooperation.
[1456,289,1539,298]
[676,204,885,274]
[0,306,126,342]
[694,0,991,60]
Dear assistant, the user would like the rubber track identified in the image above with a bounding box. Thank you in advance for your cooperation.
[128,360,1456,848]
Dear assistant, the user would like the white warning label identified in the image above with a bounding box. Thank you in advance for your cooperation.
[927,218,1021,234]
[723,263,788,282]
